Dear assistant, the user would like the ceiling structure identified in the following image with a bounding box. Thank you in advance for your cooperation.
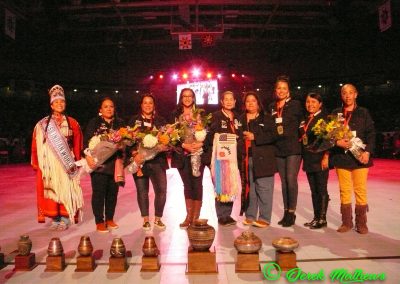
[3,0,381,47]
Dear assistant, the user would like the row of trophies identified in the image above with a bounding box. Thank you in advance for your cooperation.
[1,219,299,274]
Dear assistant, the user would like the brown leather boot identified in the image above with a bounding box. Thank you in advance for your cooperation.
[191,200,202,224]
[355,204,369,234]
[337,203,353,233]
[180,199,193,228]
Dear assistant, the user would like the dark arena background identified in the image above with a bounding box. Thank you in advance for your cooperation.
[0,1,399,283]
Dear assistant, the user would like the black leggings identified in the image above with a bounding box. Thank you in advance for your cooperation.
[178,156,205,201]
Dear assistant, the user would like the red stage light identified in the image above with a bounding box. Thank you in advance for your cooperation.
[159,74,164,79]
[231,73,236,78]
[172,74,178,80]
[149,75,154,79]
[182,73,188,79]
[206,72,212,79]
[217,74,222,79]
[241,74,245,78]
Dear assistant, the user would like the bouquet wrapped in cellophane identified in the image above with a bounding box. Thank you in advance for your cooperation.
[177,107,212,177]
[75,126,137,179]
[308,113,366,162]
[126,123,180,176]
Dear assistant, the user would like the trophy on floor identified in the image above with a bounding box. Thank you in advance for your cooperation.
[108,237,128,273]
[272,237,299,271]
[234,231,262,273]
[45,237,66,271]
[141,236,161,272]
[75,236,96,272]
[186,219,217,274]
[15,235,37,271]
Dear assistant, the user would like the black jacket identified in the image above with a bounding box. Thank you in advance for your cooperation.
[300,110,329,173]
[83,116,125,175]
[127,114,169,171]
[330,106,375,169]
[268,98,303,157]
[239,113,278,179]
[202,110,243,167]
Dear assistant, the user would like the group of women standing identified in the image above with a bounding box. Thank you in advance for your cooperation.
[32,79,375,235]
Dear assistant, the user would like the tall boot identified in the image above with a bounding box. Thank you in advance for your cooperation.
[191,200,202,224]
[355,204,369,234]
[180,199,193,228]
[310,194,329,229]
[278,209,288,225]
[337,203,353,233]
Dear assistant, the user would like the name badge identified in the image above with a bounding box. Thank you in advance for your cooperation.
[135,120,142,126]
[221,121,227,128]
[144,121,152,127]
[275,117,283,124]
[299,120,305,127]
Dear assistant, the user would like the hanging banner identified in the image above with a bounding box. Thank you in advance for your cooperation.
[4,9,16,39]
[378,0,392,32]
[179,33,192,50]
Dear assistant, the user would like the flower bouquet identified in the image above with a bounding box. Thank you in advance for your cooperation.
[75,126,137,178]
[126,123,180,176]
[178,108,212,177]
[308,113,366,162]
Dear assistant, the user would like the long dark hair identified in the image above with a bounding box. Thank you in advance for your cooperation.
[176,88,196,114]
[243,90,264,114]
[139,93,156,116]
[43,101,71,144]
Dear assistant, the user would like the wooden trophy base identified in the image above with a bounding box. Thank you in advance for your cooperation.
[235,252,260,273]
[186,246,218,274]
[45,254,66,272]
[141,255,161,272]
[15,253,38,271]
[75,255,96,272]
[108,256,128,273]
[0,253,5,270]
[275,250,297,271]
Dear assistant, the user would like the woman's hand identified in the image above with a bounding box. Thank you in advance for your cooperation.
[182,142,203,153]
[336,138,351,149]
[243,131,255,141]
[359,151,370,165]
[85,155,97,169]
[321,153,329,170]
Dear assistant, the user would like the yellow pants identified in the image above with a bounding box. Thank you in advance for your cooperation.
[335,168,369,205]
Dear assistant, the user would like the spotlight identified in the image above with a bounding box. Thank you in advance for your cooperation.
[115,90,119,94]
[192,68,200,78]
[73,89,78,92]
[297,86,301,90]
[318,85,322,88]
[206,72,212,79]
[182,73,188,79]
[231,73,236,78]
[339,83,343,86]
[241,74,245,78]
[136,90,139,94]
[159,74,164,79]
[94,89,98,93]
[217,74,222,79]
[149,75,154,80]
[172,74,178,80]
[256,88,260,91]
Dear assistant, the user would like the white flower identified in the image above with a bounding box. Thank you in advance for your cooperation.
[143,134,158,148]
[88,135,101,150]
[195,129,207,142]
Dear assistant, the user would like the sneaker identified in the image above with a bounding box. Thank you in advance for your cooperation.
[154,219,166,230]
[142,221,151,231]
[223,216,237,226]
[50,221,60,230]
[96,223,109,233]
[57,221,69,231]
[252,220,269,228]
[106,220,119,229]
[242,218,254,226]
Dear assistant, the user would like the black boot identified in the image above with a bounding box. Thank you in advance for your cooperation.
[304,217,318,227]
[278,209,288,225]
[310,195,329,229]
[282,211,296,227]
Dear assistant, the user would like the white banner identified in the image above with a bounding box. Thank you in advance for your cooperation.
[4,9,16,39]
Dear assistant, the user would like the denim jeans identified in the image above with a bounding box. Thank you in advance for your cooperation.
[177,156,205,201]
[133,162,167,217]
[91,172,119,224]
[245,157,275,223]
[276,155,301,210]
